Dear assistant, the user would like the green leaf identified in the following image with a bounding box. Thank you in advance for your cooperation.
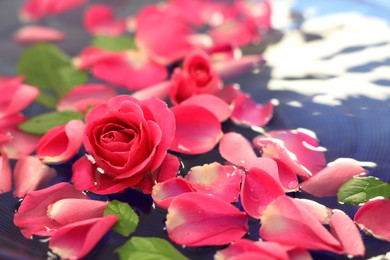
[337,176,390,205]
[17,44,88,107]
[18,111,83,135]
[104,200,139,237]
[92,35,136,51]
[116,237,188,260]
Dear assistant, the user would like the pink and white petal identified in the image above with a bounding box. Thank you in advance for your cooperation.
[170,105,222,154]
[180,94,232,122]
[0,114,41,159]
[215,84,243,105]
[166,193,248,246]
[156,153,180,183]
[231,95,273,127]
[132,80,172,101]
[0,154,11,194]
[152,177,196,209]
[294,198,332,225]
[84,4,125,36]
[241,167,285,219]
[329,209,365,257]
[185,163,242,203]
[260,196,343,253]
[354,198,390,242]
[14,26,65,44]
[57,84,116,114]
[13,156,56,198]
[48,198,108,225]
[300,158,367,197]
[214,55,264,81]
[49,215,118,260]
[219,132,258,167]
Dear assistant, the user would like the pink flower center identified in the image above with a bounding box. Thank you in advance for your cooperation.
[100,131,132,144]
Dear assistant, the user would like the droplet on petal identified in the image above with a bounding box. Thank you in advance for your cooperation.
[14,26,65,44]
[0,154,11,194]
[300,158,367,197]
[231,95,273,127]
[260,196,343,253]
[185,162,242,203]
[166,193,248,246]
[354,198,390,242]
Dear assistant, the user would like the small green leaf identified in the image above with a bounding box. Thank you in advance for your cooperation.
[337,176,390,205]
[92,35,136,51]
[18,111,83,135]
[116,237,188,260]
[104,200,139,237]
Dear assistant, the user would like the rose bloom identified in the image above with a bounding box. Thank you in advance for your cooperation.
[169,50,221,104]
[76,95,176,194]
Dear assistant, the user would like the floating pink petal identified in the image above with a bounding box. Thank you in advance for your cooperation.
[219,132,258,167]
[231,95,273,127]
[14,182,89,238]
[260,196,343,253]
[214,55,264,81]
[185,163,242,203]
[180,94,231,122]
[166,193,248,246]
[152,177,196,209]
[215,85,243,105]
[241,167,285,219]
[49,215,118,259]
[57,84,116,114]
[0,82,39,119]
[300,158,367,197]
[84,4,126,36]
[13,156,56,198]
[36,120,85,164]
[0,114,41,159]
[330,209,365,257]
[14,26,64,44]
[132,80,172,101]
[170,105,222,154]
[295,198,332,224]
[354,198,390,242]
[0,154,11,194]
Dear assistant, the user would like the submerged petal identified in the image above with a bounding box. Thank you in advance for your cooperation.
[166,193,248,246]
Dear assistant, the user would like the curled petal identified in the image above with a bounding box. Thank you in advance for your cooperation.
[185,163,242,203]
[170,105,222,154]
[152,177,196,209]
[0,154,11,194]
[219,132,258,167]
[36,120,85,164]
[294,199,332,225]
[241,167,285,219]
[14,26,64,44]
[215,55,264,80]
[354,198,390,242]
[300,158,367,197]
[84,4,126,36]
[180,94,232,122]
[57,84,116,114]
[260,196,343,253]
[231,95,273,127]
[330,209,365,257]
[166,193,248,246]
[132,80,172,101]
[13,156,56,198]
[49,215,118,259]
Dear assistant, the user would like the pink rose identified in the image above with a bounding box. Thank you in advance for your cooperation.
[78,95,176,194]
[169,50,221,104]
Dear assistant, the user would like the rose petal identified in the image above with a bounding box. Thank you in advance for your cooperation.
[152,177,196,209]
[84,4,126,36]
[260,196,343,253]
[132,80,172,101]
[215,85,243,105]
[36,120,85,164]
[294,198,332,224]
[231,95,273,127]
[300,158,367,197]
[241,167,285,219]
[14,182,89,238]
[0,154,11,194]
[49,215,118,259]
[330,209,365,257]
[14,25,65,44]
[180,94,231,122]
[166,193,248,246]
[219,132,258,167]
[215,55,264,80]
[13,156,56,198]
[170,105,222,154]
[354,198,390,242]
[57,84,116,114]
[185,162,242,203]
